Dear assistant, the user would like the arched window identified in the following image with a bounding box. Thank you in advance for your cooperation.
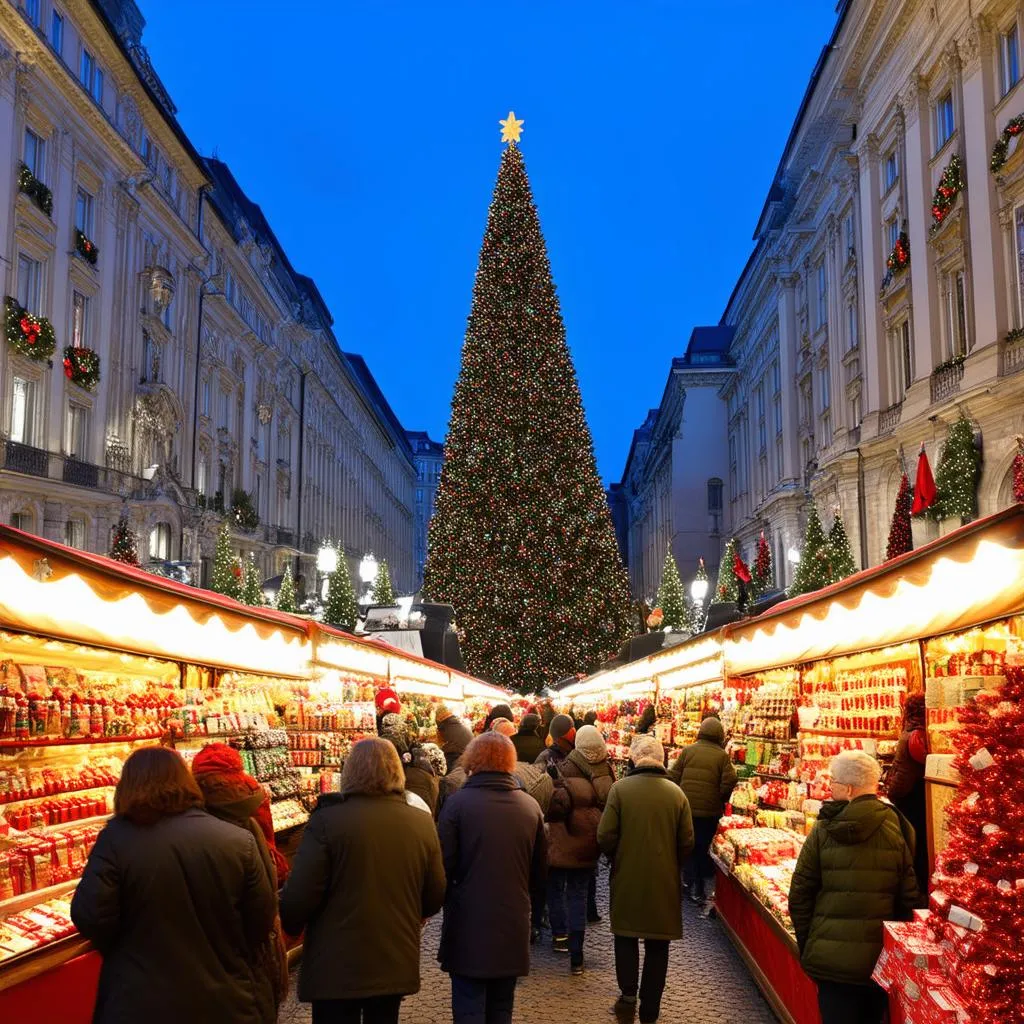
[64,518,86,550]
[149,522,171,561]
[707,478,724,535]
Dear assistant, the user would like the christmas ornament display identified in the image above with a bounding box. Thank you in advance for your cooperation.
[4,296,56,362]
[17,163,53,217]
[73,229,98,266]
[931,154,964,226]
[422,125,632,692]
[63,346,100,391]
[886,231,910,274]
[990,112,1024,174]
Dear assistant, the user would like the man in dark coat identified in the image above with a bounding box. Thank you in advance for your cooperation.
[598,735,694,1024]
[438,732,547,1024]
[667,715,738,912]
[788,750,920,1024]
[280,737,446,1022]
[436,706,474,775]
[534,713,576,775]
[511,713,545,764]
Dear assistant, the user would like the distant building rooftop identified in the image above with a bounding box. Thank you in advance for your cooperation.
[673,326,736,368]
[405,430,445,457]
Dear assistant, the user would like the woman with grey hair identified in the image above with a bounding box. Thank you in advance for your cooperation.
[788,750,921,1024]
[280,737,446,1024]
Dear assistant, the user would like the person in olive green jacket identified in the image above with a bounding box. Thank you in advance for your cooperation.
[788,750,920,1024]
[668,715,737,913]
[598,734,695,1024]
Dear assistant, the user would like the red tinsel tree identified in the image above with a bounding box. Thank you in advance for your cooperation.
[752,531,774,598]
[1013,436,1024,504]
[886,474,914,561]
[933,664,1024,1022]
[108,514,140,567]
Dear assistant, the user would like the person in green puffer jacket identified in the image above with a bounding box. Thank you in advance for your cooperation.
[668,715,737,912]
[788,749,921,1024]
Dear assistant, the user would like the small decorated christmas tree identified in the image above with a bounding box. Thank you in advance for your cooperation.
[108,513,140,567]
[373,560,395,606]
[751,531,774,598]
[211,522,242,600]
[931,663,1024,1022]
[323,547,359,630]
[886,474,914,560]
[241,553,265,607]
[827,508,857,582]
[275,563,296,613]
[655,549,687,630]
[931,415,980,522]
[789,502,830,597]
[715,539,741,604]
[1013,435,1024,504]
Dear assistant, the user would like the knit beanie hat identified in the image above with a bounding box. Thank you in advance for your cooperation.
[549,714,576,745]
[192,743,244,775]
[420,742,447,777]
[375,688,401,715]
[381,712,405,735]
[574,725,607,764]
[630,734,665,769]
[435,705,453,725]
[698,716,726,746]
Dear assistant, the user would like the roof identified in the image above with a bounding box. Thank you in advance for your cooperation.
[405,430,445,457]
[344,353,415,461]
[674,325,736,367]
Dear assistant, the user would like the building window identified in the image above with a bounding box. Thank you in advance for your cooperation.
[886,217,900,256]
[1001,22,1020,98]
[23,128,45,182]
[843,213,855,257]
[10,377,37,446]
[65,403,89,458]
[71,291,89,349]
[947,270,968,358]
[819,364,831,412]
[64,519,86,550]
[850,390,862,428]
[707,478,723,535]
[201,378,211,417]
[728,435,738,500]
[773,394,782,436]
[816,263,828,328]
[846,302,858,351]
[934,92,955,151]
[278,429,290,463]
[11,511,32,532]
[75,188,94,235]
[197,456,208,495]
[50,10,63,55]
[884,150,899,191]
[220,391,230,430]
[79,49,103,103]
[161,294,174,331]
[149,523,171,561]
[17,254,42,313]
[24,0,41,27]
[775,435,784,479]
[897,321,913,396]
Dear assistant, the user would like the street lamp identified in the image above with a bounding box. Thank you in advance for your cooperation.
[787,547,801,565]
[690,576,709,604]
[359,552,378,585]
[316,543,338,576]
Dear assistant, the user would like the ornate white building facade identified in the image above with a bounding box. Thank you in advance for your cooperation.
[405,429,444,590]
[0,0,415,594]
[621,0,1024,597]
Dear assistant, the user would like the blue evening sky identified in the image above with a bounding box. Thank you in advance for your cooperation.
[143,1,838,485]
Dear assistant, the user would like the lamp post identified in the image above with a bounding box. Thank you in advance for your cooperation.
[317,542,338,602]
[690,575,710,634]
[359,551,378,605]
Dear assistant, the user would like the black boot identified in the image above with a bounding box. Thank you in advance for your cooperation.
[569,930,585,974]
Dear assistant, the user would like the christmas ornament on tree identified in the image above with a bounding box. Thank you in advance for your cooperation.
[241,553,265,607]
[655,549,687,630]
[373,560,395,606]
[275,564,296,613]
[885,473,914,561]
[931,664,1024,1022]
[751,531,774,598]
[789,503,830,597]
[211,523,242,600]
[1011,435,1024,504]
[931,415,980,522]
[323,547,359,630]
[911,443,938,517]
[108,513,140,567]
[421,118,632,692]
[716,540,741,603]
[827,507,857,582]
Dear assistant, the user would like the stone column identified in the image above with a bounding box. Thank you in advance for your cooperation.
[776,274,801,480]
[856,134,886,422]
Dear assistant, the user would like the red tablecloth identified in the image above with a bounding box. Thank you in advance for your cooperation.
[0,949,100,1024]
[715,866,821,1024]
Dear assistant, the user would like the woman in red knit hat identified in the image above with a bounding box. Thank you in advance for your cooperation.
[191,743,290,1013]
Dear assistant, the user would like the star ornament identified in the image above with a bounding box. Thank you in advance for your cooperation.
[500,111,524,145]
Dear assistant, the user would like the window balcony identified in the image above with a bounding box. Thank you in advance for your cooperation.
[930,358,965,403]
[1002,330,1024,376]
[4,440,49,477]
[62,457,99,488]
[879,401,903,435]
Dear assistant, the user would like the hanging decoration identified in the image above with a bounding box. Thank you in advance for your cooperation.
[911,444,938,517]
[931,153,965,226]
[990,113,1024,174]
[1013,435,1024,504]
[18,163,53,217]
[886,231,910,274]
[230,489,260,533]
[73,228,99,266]
[5,296,56,362]
[63,346,100,391]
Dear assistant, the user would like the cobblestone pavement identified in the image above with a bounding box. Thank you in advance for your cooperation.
[278,871,778,1023]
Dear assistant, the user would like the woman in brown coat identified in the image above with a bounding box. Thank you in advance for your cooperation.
[546,725,614,973]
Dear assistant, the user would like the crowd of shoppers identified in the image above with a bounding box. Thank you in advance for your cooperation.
[68,702,920,1024]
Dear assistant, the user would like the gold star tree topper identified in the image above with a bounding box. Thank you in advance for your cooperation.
[500,111,524,145]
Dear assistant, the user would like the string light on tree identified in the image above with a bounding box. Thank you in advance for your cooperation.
[422,115,633,693]
[211,522,241,600]
[716,539,742,604]
[372,559,396,607]
[275,564,297,613]
[828,506,857,582]
[241,553,265,607]
[655,549,686,630]
[751,530,774,598]
[789,502,830,597]
[885,473,914,560]
[323,545,359,630]
[108,513,140,567]
[931,415,981,522]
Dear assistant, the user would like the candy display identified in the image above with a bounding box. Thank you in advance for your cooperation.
[0,893,77,962]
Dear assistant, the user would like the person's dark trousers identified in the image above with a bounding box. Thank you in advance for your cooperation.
[548,867,590,947]
[450,975,516,1024]
[816,980,888,1024]
[685,816,719,899]
[530,880,546,932]
[614,935,670,1024]
[311,995,403,1024]
[587,867,599,920]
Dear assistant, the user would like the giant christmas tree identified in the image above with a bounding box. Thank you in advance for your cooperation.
[422,115,632,691]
